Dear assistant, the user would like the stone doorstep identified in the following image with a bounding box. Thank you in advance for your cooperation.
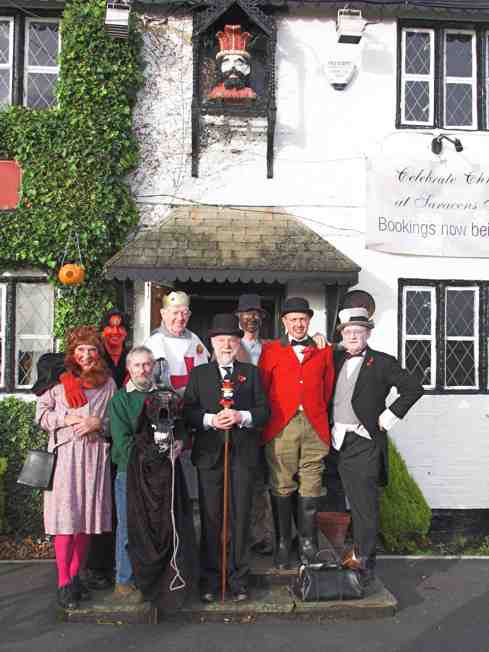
[57,571,397,624]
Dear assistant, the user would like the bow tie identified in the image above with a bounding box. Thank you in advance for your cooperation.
[345,350,366,359]
[291,339,309,347]
[221,366,233,379]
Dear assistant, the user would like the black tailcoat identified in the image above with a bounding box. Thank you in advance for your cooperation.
[330,345,423,562]
[333,345,423,486]
[183,361,270,593]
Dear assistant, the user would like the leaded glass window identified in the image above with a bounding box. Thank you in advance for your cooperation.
[399,23,488,130]
[401,29,434,126]
[444,30,476,129]
[24,19,60,109]
[15,282,54,388]
[445,287,478,389]
[0,18,13,106]
[402,286,435,387]
[400,280,489,394]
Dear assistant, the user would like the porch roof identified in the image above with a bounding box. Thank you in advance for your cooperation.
[104,206,360,285]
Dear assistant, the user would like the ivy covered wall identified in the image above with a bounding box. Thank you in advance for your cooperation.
[0,0,143,337]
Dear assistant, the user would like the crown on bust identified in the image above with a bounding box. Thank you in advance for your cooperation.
[216,25,252,60]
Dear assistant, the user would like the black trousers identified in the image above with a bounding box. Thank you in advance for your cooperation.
[197,451,256,594]
[337,431,381,564]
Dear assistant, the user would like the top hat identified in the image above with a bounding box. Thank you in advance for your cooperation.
[280,297,314,318]
[162,291,190,309]
[235,294,268,317]
[337,307,374,331]
[208,313,244,338]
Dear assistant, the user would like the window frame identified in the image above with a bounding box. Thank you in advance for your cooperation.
[398,279,489,395]
[23,16,61,109]
[0,276,55,394]
[0,9,61,108]
[397,19,488,132]
[400,27,435,127]
[401,284,437,390]
[0,16,14,106]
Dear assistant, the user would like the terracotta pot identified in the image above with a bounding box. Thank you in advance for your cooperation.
[315,511,351,551]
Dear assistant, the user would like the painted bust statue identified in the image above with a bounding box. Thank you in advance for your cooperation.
[208,24,257,101]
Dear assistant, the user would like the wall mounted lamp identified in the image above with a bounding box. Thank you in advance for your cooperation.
[431,135,464,155]
[336,9,367,44]
[105,0,132,39]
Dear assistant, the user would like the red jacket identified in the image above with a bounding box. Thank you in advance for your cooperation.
[259,336,335,446]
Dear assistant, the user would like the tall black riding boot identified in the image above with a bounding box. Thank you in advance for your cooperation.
[297,496,319,565]
[270,494,293,570]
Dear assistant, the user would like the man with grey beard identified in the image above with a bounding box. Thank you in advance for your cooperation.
[109,346,172,603]
[184,314,269,603]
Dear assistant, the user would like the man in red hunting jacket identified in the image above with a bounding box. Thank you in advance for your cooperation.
[259,297,334,569]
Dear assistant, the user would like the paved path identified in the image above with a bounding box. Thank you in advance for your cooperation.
[1,558,489,652]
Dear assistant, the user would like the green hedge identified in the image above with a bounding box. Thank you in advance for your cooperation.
[0,399,47,538]
[380,437,432,553]
[0,457,7,533]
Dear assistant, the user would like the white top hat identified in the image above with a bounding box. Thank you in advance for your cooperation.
[337,307,374,331]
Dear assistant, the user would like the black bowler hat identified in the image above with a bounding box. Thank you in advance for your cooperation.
[208,314,244,338]
[235,293,268,317]
[280,297,314,318]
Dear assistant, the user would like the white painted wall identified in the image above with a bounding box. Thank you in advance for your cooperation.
[130,8,489,508]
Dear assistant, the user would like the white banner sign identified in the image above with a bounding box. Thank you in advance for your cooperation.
[366,157,489,257]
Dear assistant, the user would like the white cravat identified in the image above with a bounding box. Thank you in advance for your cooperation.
[202,364,253,429]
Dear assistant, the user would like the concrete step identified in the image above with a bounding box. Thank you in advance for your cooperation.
[58,568,397,624]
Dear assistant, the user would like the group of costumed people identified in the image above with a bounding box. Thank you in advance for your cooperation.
[34,290,423,610]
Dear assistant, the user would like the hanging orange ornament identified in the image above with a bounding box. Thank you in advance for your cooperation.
[58,263,85,286]
[58,231,85,286]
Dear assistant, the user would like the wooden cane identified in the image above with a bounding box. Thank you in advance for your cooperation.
[219,378,235,603]
[221,428,230,603]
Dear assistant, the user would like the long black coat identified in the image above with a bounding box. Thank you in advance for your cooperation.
[183,361,270,470]
[333,346,423,485]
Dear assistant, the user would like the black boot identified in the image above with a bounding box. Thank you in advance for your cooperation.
[270,494,293,570]
[57,583,79,610]
[359,555,376,588]
[71,574,91,601]
[297,496,319,565]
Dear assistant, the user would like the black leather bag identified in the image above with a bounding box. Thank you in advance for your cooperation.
[17,436,57,490]
[292,563,364,602]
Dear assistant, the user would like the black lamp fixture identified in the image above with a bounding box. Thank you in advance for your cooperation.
[431,135,464,155]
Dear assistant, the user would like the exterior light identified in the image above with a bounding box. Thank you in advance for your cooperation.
[336,9,366,44]
[431,135,464,155]
[105,1,132,39]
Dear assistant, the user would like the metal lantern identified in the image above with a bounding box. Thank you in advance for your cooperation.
[336,9,366,44]
[105,0,132,39]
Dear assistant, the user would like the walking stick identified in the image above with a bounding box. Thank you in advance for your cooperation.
[220,378,235,603]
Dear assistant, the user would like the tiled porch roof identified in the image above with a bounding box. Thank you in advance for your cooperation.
[104,206,360,284]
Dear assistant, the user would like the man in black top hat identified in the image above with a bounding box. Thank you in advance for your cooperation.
[183,314,270,603]
[259,297,335,569]
[331,307,423,586]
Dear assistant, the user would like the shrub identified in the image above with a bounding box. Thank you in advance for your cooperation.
[0,399,46,538]
[0,457,7,533]
[379,437,432,553]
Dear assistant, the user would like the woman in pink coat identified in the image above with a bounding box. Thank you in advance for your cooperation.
[36,326,116,609]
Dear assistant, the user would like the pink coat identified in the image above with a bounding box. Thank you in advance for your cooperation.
[36,378,116,535]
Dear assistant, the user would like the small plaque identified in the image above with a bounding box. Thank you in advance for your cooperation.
[326,60,356,90]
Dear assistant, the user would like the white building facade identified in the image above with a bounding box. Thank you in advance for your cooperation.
[113,0,489,510]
